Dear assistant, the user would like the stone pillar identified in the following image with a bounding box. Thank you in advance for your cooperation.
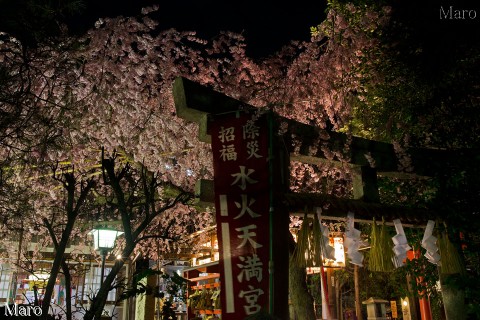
[134,259,156,320]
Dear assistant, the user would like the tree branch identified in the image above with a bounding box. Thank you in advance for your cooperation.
[101,154,134,245]
[132,191,192,240]
[134,234,177,244]
[42,217,59,251]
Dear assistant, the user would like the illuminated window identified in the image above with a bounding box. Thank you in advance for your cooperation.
[82,267,116,302]
[0,266,12,300]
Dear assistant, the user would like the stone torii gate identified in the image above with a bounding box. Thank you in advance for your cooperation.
[172,77,468,320]
[173,77,448,222]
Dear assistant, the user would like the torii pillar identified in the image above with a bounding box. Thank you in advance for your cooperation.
[173,77,289,318]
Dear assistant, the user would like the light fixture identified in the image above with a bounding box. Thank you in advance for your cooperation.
[28,273,50,281]
[90,228,124,252]
[89,227,124,285]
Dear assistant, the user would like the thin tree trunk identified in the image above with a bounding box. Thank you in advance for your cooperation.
[84,259,126,320]
[335,279,340,320]
[41,175,94,319]
[12,223,24,304]
[42,217,76,318]
[354,265,363,320]
[82,155,191,319]
[84,240,133,320]
[62,261,72,320]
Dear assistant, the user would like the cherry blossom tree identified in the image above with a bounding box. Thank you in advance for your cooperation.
[0,4,406,319]
[82,151,196,320]
[40,166,96,320]
[1,1,478,319]
[1,149,206,320]
[0,7,268,318]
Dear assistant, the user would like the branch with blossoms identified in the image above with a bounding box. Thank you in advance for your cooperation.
[83,150,194,320]
[132,189,193,242]
[0,32,85,166]
[40,164,96,320]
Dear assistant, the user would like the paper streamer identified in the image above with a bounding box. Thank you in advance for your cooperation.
[392,219,412,267]
[316,209,336,261]
[344,212,364,266]
[421,220,440,265]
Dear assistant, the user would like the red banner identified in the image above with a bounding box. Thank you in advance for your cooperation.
[211,111,270,318]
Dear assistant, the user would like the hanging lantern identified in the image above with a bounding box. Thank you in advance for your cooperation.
[89,227,124,252]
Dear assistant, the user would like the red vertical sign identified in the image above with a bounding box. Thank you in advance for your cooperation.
[211,111,270,318]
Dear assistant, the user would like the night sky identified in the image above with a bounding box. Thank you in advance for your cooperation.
[68,0,326,58]
[66,0,479,60]
[0,0,478,59]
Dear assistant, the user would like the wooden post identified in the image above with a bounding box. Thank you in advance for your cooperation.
[354,265,362,320]
[417,277,433,320]
[406,249,431,320]
[405,273,420,320]
[327,268,337,319]
[351,165,379,320]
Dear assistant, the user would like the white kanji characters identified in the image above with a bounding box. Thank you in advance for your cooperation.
[219,144,237,161]
[236,225,263,249]
[231,166,258,190]
[246,141,262,159]
[239,285,264,315]
[237,254,263,283]
[219,126,235,143]
[234,194,260,219]
[243,121,260,140]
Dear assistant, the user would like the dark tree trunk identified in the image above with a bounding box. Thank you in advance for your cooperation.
[288,233,315,320]
[83,259,126,320]
[62,261,72,320]
[41,217,76,318]
[41,175,93,320]
[81,155,191,320]
[289,257,316,320]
